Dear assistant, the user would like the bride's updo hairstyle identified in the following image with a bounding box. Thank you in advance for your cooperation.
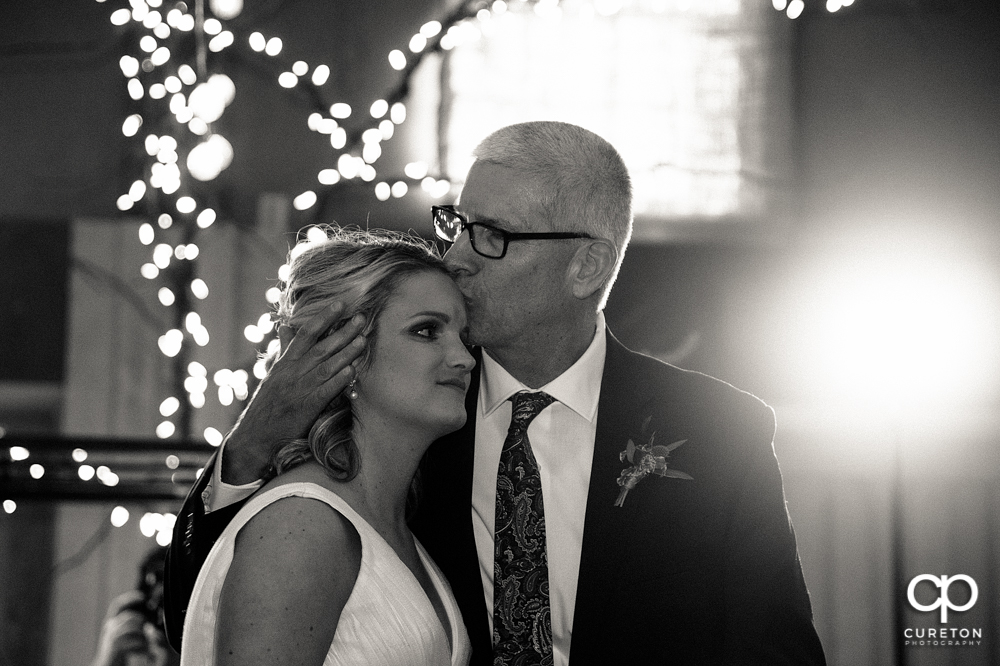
[266,226,448,482]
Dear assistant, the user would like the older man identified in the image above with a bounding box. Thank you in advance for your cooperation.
[166,122,825,665]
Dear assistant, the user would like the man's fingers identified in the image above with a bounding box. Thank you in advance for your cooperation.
[281,301,348,360]
[313,314,366,365]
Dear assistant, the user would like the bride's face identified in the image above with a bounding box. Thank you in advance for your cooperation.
[353,270,475,440]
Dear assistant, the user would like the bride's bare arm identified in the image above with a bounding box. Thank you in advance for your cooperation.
[216,497,362,666]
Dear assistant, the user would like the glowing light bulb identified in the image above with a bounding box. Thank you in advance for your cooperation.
[391,181,408,198]
[156,421,175,438]
[158,329,183,357]
[421,21,442,37]
[265,287,281,304]
[191,279,210,299]
[337,154,359,179]
[139,223,155,245]
[158,287,175,306]
[375,182,391,201]
[210,0,243,19]
[362,143,381,164]
[370,99,388,119]
[196,208,216,228]
[278,72,298,88]
[390,103,406,124]
[187,135,233,181]
[404,162,428,179]
[116,195,134,211]
[388,50,406,71]
[318,169,341,185]
[72,448,88,462]
[29,464,44,479]
[160,397,180,417]
[249,32,265,51]
[330,128,347,149]
[204,427,223,447]
[151,46,170,66]
[787,0,804,17]
[122,114,143,137]
[379,119,394,140]
[330,103,351,119]
[129,180,147,201]
[141,264,159,279]
[110,506,130,527]
[9,446,29,461]
[209,31,234,52]
[409,34,427,53]
[293,191,317,210]
[120,55,140,77]
[3,500,16,514]
[265,37,282,56]
[312,65,330,86]
[178,64,196,85]
[78,465,96,481]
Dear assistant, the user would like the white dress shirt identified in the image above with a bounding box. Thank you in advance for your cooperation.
[472,313,607,666]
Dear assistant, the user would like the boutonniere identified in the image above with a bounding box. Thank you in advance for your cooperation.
[615,416,693,507]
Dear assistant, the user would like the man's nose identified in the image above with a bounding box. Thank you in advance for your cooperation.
[443,230,476,272]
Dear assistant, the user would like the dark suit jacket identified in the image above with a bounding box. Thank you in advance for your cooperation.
[166,330,825,665]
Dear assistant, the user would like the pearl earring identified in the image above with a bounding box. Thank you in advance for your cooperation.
[347,380,358,400]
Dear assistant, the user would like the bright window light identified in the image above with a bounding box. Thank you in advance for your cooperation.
[440,0,791,234]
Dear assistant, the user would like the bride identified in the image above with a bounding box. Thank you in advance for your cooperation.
[181,228,474,666]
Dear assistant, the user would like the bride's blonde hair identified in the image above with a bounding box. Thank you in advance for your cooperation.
[265,226,448,482]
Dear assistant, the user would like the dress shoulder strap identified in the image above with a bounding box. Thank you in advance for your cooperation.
[230,480,377,544]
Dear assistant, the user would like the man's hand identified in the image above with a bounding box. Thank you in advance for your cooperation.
[221,302,366,485]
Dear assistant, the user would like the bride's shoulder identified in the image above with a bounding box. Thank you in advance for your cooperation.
[236,462,362,569]
[261,459,342,494]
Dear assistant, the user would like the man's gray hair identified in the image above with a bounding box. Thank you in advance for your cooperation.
[472,121,633,309]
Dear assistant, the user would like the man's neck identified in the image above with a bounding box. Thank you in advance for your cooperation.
[484,316,599,389]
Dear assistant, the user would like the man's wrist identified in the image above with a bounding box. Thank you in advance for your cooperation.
[219,429,272,485]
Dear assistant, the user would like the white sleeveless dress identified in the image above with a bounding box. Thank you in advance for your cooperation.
[180,482,472,666]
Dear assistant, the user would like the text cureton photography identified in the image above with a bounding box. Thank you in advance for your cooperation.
[904,574,984,648]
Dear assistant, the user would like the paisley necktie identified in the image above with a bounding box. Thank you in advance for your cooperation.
[493,391,557,666]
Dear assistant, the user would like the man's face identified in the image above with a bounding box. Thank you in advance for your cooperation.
[444,161,577,354]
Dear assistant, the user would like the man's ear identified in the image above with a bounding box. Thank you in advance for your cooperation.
[567,239,617,300]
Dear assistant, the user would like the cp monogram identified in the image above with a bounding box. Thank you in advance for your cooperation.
[907,574,978,623]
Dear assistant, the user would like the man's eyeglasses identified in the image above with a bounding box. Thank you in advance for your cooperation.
[432,205,596,259]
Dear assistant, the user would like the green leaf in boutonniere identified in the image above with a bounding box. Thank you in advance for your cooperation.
[615,417,692,507]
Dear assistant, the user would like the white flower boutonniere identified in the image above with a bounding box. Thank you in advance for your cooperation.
[615,418,693,507]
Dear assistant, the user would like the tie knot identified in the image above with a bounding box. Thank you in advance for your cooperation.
[509,391,556,430]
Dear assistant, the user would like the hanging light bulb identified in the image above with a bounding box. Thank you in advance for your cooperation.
[187,134,234,181]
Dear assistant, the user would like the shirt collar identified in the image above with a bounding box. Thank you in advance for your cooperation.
[480,312,607,422]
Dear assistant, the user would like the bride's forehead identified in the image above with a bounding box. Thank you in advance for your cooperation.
[386,273,465,312]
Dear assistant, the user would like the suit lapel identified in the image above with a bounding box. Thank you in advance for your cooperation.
[569,330,657,661]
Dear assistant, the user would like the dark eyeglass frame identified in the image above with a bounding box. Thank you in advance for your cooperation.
[432,205,596,259]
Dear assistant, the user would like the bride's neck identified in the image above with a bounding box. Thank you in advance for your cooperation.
[346,421,429,530]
